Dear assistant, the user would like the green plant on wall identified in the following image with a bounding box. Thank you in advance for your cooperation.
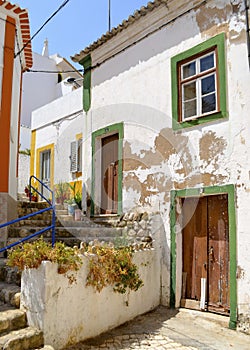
[7,238,82,274]
[84,244,143,294]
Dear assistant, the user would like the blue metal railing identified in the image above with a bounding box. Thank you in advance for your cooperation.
[0,175,56,253]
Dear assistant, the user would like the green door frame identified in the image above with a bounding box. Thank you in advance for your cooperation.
[170,184,237,329]
[91,122,124,216]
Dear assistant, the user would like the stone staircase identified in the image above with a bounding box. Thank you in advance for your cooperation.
[0,259,49,349]
[7,201,124,248]
[0,199,127,349]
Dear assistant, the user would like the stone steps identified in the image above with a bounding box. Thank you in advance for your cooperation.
[0,309,26,333]
[0,261,50,350]
[0,326,44,350]
[7,226,124,245]
[7,200,126,248]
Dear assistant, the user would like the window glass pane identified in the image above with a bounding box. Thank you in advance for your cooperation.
[184,100,197,119]
[201,74,215,95]
[183,81,196,100]
[182,61,196,79]
[202,93,216,114]
[200,53,214,72]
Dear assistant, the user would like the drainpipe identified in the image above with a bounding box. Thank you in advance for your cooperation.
[244,0,250,68]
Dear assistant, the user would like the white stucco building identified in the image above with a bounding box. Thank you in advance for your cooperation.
[72,0,250,332]
[30,86,83,196]
[18,39,83,193]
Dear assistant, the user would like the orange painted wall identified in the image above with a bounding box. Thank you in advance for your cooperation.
[0,16,16,192]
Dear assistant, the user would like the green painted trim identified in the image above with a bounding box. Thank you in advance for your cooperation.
[171,33,227,130]
[80,55,92,112]
[170,190,177,308]
[91,123,124,216]
[170,184,237,328]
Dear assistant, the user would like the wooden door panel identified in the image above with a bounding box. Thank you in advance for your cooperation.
[207,195,229,312]
[182,197,207,300]
[181,194,230,315]
[101,134,118,214]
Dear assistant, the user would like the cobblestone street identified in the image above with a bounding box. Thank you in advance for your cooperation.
[64,306,250,350]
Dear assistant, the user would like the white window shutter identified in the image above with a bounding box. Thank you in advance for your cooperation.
[77,138,82,172]
[70,141,77,172]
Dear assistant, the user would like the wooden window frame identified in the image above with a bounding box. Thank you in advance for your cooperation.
[171,33,227,130]
[178,47,218,122]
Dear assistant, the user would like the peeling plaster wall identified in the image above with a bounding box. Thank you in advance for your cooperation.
[83,0,250,320]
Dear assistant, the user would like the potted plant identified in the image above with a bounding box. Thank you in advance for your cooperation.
[24,185,31,197]
[66,198,77,216]
[68,182,82,220]
[31,192,38,202]
[54,182,70,205]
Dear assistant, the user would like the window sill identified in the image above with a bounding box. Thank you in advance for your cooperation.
[172,110,228,130]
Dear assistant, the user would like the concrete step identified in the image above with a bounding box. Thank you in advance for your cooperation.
[92,215,121,227]
[55,209,68,216]
[0,326,44,350]
[18,201,50,210]
[8,225,123,240]
[0,309,26,335]
[0,282,21,308]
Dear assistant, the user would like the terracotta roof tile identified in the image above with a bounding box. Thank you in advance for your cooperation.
[0,1,33,69]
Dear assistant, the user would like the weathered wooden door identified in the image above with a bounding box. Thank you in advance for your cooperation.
[101,134,118,214]
[182,194,229,315]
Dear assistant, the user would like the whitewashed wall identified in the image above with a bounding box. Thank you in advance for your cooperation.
[21,249,161,350]
[80,0,250,328]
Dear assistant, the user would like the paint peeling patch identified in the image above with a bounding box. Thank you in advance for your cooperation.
[123,172,141,193]
[199,131,227,170]
[237,265,245,279]
[124,128,194,175]
[196,4,230,33]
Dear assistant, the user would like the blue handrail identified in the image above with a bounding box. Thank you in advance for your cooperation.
[0,175,56,253]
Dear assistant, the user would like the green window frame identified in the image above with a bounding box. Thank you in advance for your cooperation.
[171,33,227,130]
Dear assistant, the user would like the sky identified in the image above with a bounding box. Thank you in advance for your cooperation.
[17,0,150,68]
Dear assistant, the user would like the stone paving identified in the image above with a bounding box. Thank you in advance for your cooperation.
[64,306,250,350]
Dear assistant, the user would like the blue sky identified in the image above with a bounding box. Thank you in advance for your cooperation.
[17,0,150,67]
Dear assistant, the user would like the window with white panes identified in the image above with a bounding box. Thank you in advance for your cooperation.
[179,50,217,121]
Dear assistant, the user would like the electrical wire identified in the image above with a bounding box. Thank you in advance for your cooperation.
[26,68,84,74]
[14,0,70,59]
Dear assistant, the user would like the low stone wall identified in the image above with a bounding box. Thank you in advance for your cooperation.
[21,249,161,350]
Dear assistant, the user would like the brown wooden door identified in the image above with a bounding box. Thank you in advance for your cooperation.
[101,134,119,214]
[207,195,229,314]
[182,195,229,314]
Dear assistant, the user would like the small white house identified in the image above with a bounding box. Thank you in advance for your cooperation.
[30,86,83,201]
[18,39,83,193]
[69,0,250,332]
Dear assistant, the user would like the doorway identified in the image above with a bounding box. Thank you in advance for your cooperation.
[101,133,118,214]
[91,123,123,217]
[181,194,229,315]
[40,150,51,198]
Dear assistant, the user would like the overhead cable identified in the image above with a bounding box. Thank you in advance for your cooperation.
[26,68,84,74]
[15,0,70,59]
